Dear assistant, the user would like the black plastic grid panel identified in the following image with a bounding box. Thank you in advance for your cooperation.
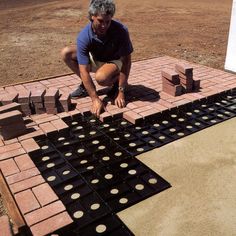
[29,88,236,235]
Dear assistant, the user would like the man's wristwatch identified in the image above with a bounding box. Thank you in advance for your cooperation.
[118,86,125,92]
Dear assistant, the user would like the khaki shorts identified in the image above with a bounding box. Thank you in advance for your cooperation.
[89,53,122,72]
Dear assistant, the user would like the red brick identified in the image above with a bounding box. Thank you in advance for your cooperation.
[20,138,40,153]
[1,121,27,140]
[123,110,143,124]
[18,130,44,142]
[6,167,40,185]
[0,102,21,114]
[15,189,40,214]
[161,69,180,84]
[0,110,23,126]
[25,200,66,226]
[140,108,159,118]
[0,215,13,236]
[10,175,45,194]
[175,63,193,75]
[0,142,21,154]
[35,115,59,125]
[3,138,18,145]
[30,211,73,236]
[0,148,26,161]
[39,122,57,134]
[44,88,59,102]
[99,111,112,122]
[162,84,183,96]
[32,183,58,206]
[50,119,68,131]
[14,154,35,171]
[0,159,19,177]
[18,90,31,103]
[31,89,46,103]
[1,93,19,105]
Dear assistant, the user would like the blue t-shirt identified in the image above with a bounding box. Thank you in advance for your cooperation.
[76,20,133,65]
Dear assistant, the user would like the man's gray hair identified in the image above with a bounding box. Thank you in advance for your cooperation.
[88,0,116,18]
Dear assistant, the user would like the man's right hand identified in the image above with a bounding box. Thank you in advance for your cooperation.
[91,98,106,117]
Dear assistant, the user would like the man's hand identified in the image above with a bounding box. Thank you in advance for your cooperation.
[115,91,126,108]
[91,98,106,117]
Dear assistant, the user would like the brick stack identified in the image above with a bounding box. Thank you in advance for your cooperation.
[57,93,72,112]
[0,110,27,140]
[31,89,46,114]
[161,69,182,96]
[175,63,201,92]
[44,88,60,114]
[1,93,19,105]
[18,91,31,116]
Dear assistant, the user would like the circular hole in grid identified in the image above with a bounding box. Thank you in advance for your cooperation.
[149,178,158,184]
[224,111,230,114]
[159,136,166,140]
[105,174,113,180]
[102,156,110,161]
[90,203,100,210]
[115,152,122,157]
[201,104,207,108]
[149,140,156,144]
[90,119,96,123]
[124,133,131,138]
[135,184,145,191]
[80,159,88,164]
[129,143,136,147]
[63,142,70,145]
[210,119,217,123]
[63,170,70,175]
[153,123,160,127]
[47,176,56,182]
[194,109,200,113]
[186,112,193,116]
[178,118,185,122]
[142,131,149,135]
[194,122,201,126]
[169,128,176,132]
[77,148,85,154]
[89,131,97,135]
[202,116,209,120]
[72,121,78,125]
[186,125,193,129]
[128,169,137,175]
[65,152,72,157]
[73,210,84,219]
[78,134,86,139]
[137,147,144,152]
[71,192,80,200]
[92,140,99,145]
[135,126,142,130]
[96,224,107,234]
[121,121,127,125]
[64,184,73,191]
[171,114,177,118]
[87,165,94,170]
[119,198,128,204]
[58,137,65,141]
[162,120,169,125]
[46,163,55,168]
[41,145,49,150]
[114,137,120,141]
[177,132,185,136]
[98,145,105,150]
[42,156,50,162]
[120,163,128,168]
[208,107,214,111]
[217,114,224,117]
[103,124,110,128]
[91,179,99,184]
[109,128,116,132]
[110,188,119,194]
[75,126,83,130]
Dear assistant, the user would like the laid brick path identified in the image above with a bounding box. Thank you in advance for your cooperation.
[0,56,236,235]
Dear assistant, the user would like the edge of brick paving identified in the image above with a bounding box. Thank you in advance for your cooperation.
[0,170,28,235]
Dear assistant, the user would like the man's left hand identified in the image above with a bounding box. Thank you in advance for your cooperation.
[115,91,126,108]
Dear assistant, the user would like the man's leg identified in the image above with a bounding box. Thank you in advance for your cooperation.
[61,45,80,77]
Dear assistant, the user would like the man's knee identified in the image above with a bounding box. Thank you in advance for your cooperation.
[61,46,76,62]
[95,71,111,86]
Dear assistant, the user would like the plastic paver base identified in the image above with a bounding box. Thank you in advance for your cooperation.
[0,56,236,236]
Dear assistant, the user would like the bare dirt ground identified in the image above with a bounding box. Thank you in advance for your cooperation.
[0,0,233,86]
[0,0,233,218]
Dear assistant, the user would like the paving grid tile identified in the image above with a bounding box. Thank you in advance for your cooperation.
[1,57,236,235]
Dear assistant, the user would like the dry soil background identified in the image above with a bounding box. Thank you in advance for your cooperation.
[0,0,233,86]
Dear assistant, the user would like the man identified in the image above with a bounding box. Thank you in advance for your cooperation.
[61,0,133,117]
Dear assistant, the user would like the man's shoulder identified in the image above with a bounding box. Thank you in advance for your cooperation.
[111,19,128,31]
[77,23,92,41]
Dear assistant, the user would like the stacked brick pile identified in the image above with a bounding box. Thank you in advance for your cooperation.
[31,89,46,114]
[162,63,201,96]
[0,110,26,140]
[18,91,31,116]
[58,93,72,112]
[44,88,60,114]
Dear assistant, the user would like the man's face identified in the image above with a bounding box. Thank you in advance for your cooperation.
[91,14,112,36]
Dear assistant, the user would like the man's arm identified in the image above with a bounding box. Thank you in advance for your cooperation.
[79,64,105,117]
[115,54,132,108]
